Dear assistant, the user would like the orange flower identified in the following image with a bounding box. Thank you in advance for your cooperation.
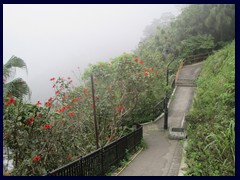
[27,118,34,125]
[5,96,16,106]
[69,112,75,116]
[33,155,41,162]
[72,97,79,102]
[83,88,88,93]
[44,124,51,129]
[145,71,150,76]
[116,106,125,111]
[67,155,72,159]
[45,101,53,107]
[36,101,42,106]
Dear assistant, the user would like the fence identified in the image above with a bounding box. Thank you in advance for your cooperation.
[45,124,143,176]
[183,51,213,65]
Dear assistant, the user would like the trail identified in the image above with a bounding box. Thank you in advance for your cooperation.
[118,62,203,176]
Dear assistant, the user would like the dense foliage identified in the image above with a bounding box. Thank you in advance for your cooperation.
[185,41,235,176]
[3,54,169,175]
[3,4,235,176]
[136,4,235,60]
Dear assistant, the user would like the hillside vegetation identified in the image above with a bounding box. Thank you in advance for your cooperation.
[185,41,235,176]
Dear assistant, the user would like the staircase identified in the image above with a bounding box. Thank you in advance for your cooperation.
[176,78,196,87]
[176,62,203,87]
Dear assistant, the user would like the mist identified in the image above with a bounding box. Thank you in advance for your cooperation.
[3,4,182,103]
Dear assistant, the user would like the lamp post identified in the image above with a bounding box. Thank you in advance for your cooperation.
[164,55,176,130]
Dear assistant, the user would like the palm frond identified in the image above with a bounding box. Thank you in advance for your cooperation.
[3,78,31,100]
[4,55,28,76]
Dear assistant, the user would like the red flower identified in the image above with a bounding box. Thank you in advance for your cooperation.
[116,106,125,111]
[52,85,56,88]
[72,97,79,102]
[27,118,34,125]
[5,96,16,106]
[37,114,41,118]
[155,71,158,75]
[67,155,72,159]
[142,68,147,71]
[134,58,138,62]
[33,155,41,162]
[69,112,75,116]
[56,105,70,113]
[135,73,139,77]
[151,67,154,71]
[139,60,144,64]
[84,94,88,97]
[36,101,42,106]
[50,77,55,81]
[62,95,68,100]
[55,90,60,95]
[44,124,51,129]
[45,101,53,107]
[145,71,150,76]
[48,97,53,101]
[83,88,88,93]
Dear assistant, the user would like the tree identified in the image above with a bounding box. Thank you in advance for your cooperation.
[3,55,31,100]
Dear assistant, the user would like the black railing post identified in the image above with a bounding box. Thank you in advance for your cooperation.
[164,56,176,130]
[91,74,99,149]
[101,147,105,175]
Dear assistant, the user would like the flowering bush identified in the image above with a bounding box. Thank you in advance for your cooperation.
[3,53,175,176]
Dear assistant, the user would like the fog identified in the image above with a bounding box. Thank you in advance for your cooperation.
[3,4,182,103]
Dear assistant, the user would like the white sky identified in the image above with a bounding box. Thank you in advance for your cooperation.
[3,4,182,103]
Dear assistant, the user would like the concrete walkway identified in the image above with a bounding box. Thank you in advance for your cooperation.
[118,62,203,176]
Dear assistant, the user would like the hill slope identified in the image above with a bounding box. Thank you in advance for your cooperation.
[185,41,235,176]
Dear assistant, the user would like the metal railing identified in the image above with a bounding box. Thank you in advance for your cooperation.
[45,124,143,176]
[183,52,213,65]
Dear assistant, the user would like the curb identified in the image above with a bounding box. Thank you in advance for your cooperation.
[114,148,144,176]
[178,141,188,176]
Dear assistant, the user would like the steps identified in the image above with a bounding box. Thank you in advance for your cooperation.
[176,78,196,87]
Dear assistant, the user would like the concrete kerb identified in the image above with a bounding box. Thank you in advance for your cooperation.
[178,141,188,176]
[114,148,144,176]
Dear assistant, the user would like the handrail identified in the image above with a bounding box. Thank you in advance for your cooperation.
[45,124,143,176]
[183,51,213,65]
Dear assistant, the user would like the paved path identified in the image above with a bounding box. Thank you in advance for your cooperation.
[118,62,203,176]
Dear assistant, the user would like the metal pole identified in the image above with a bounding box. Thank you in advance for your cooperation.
[91,74,99,149]
[164,56,175,130]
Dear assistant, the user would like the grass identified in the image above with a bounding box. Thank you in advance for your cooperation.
[184,41,235,176]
